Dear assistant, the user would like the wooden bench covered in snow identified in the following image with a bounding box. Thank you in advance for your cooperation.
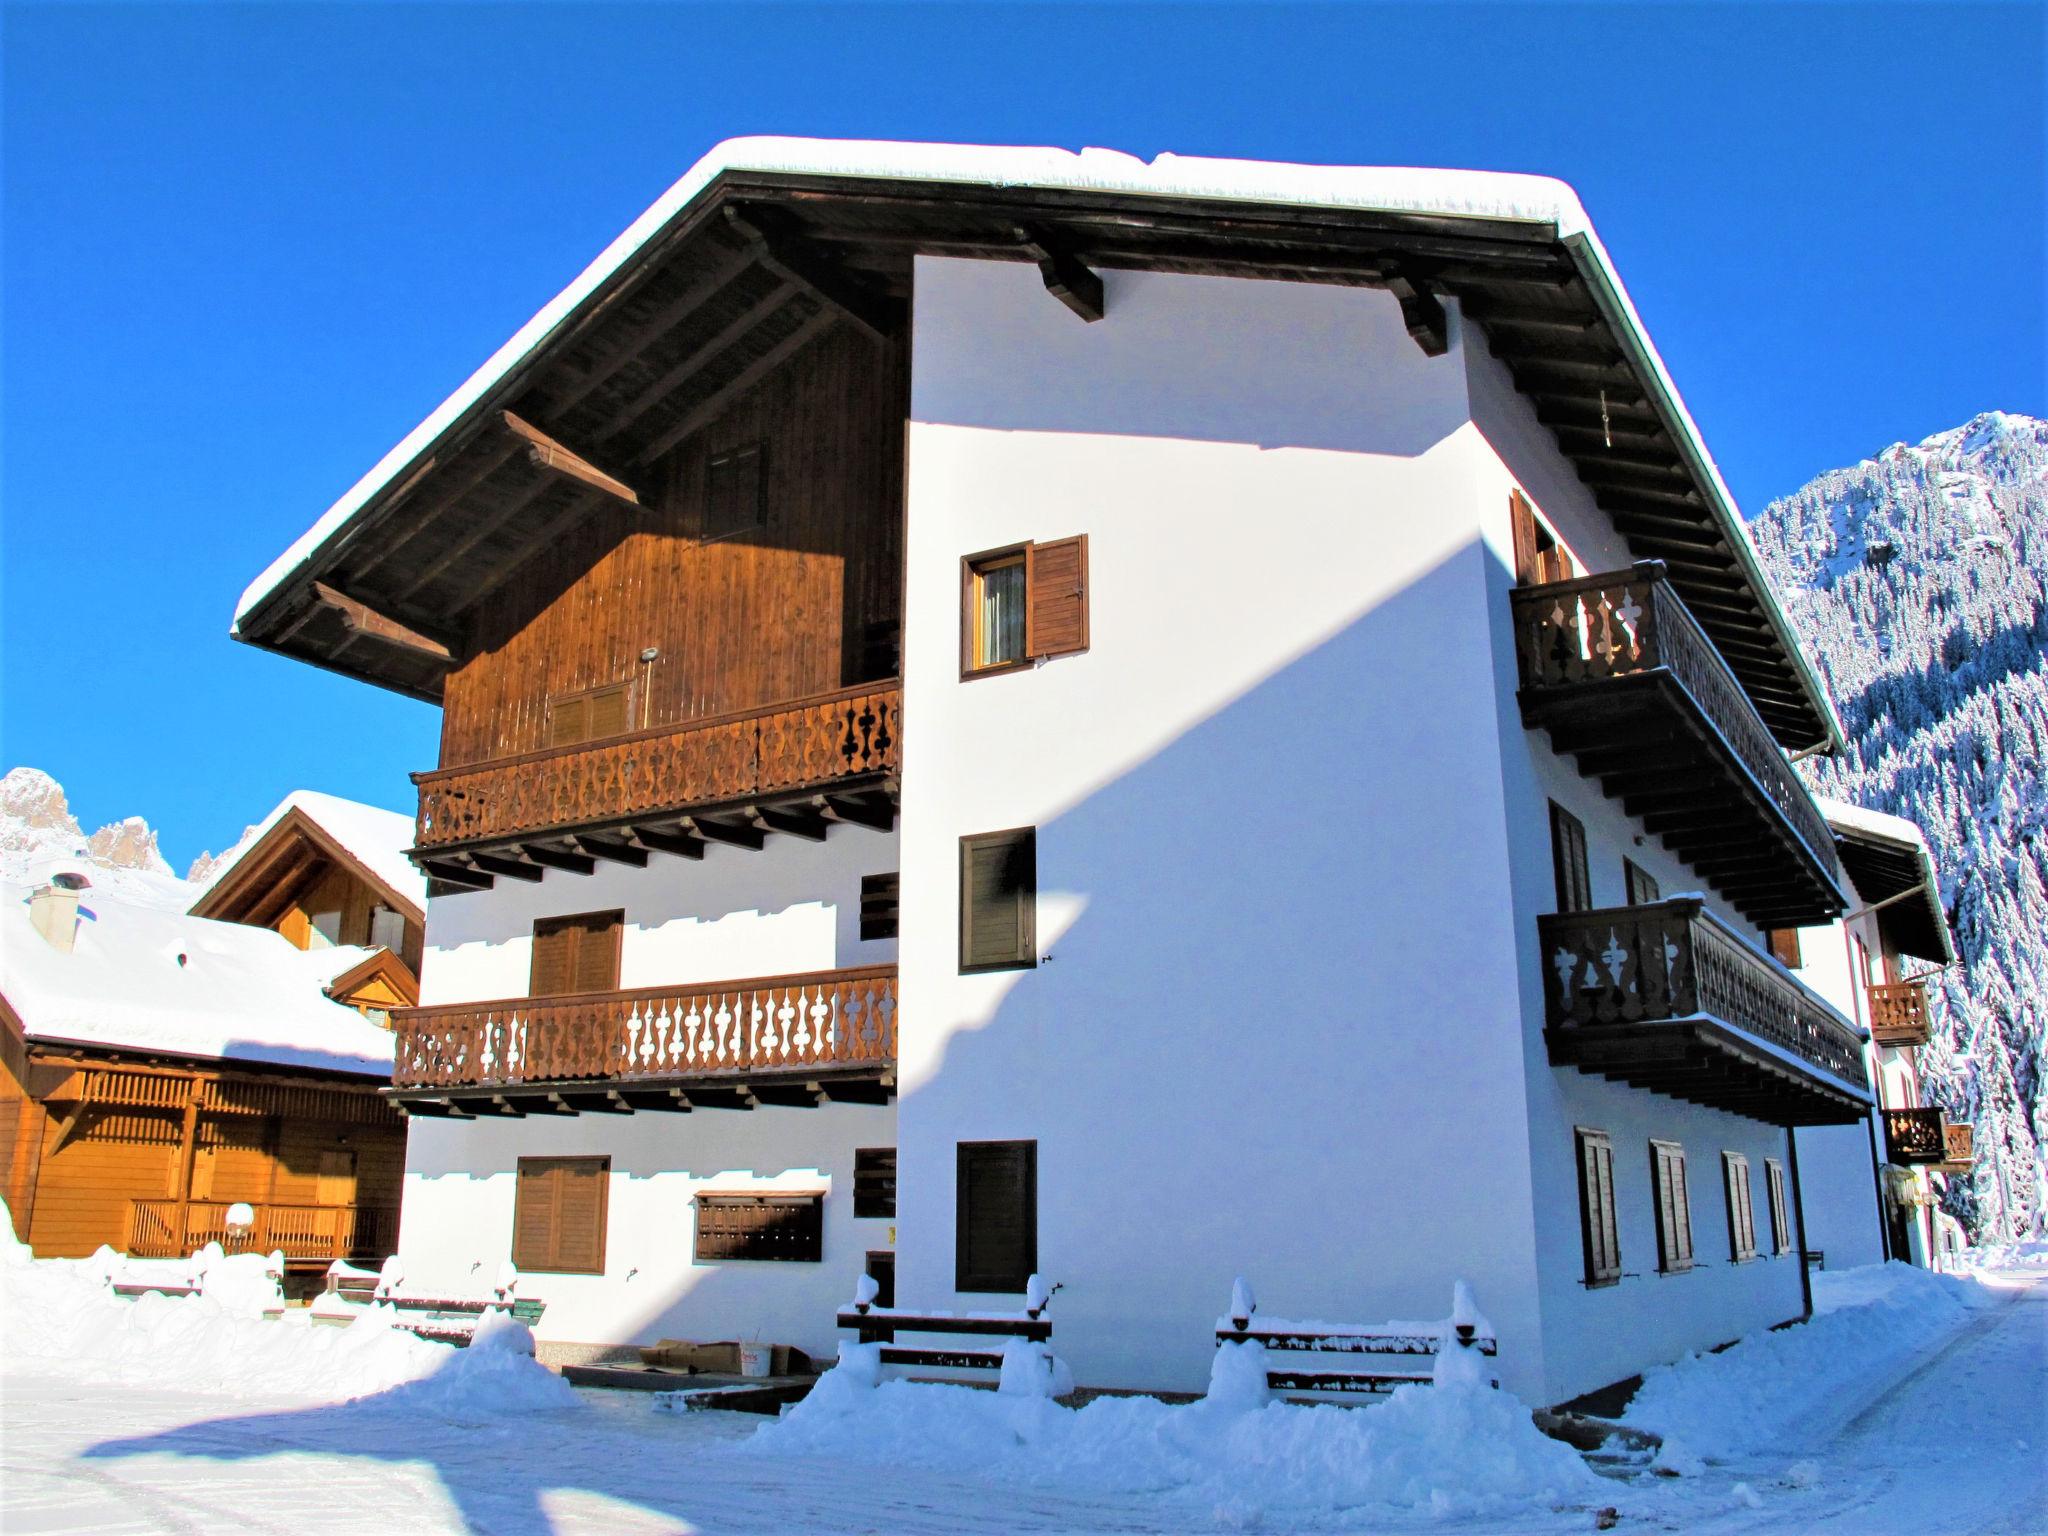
[836,1273,1059,1380]
[314,1256,545,1344]
[1215,1279,1498,1396]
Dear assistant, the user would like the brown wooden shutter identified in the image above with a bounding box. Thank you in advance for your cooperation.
[512,1160,553,1271]
[587,684,631,739]
[860,873,900,942]
[574,909,622,993]
[1510,490,1539,585]
[548,695,589,747]
[1768,928,1803,969]
[1025,535,1088,659]
[531,910,622,997]
[1550,803,1591,914]
[1576,1128,1621,1287]
[960,829,1036,972]
[956,1140,1036,1293]
[1766,1159,1792,1254]
[854,1147,897,1218]
[1624,859,1661,906]
[530,918,575,997]
[511,1156,609,1274]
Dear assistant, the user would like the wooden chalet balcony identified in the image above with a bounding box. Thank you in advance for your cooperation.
[126,1200,398,1269]
[1512,563,1843,927]
[1937,1121,1975,1174]
[411,683,900,890]
[388,964,896,1114]
[1882,1106,1947,1165]
[1540,898,1871,1125]
[1867,979,1933,1048]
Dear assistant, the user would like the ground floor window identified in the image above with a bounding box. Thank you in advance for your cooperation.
[1575,1127,1621,1287]
[512,1155,609,1274]
[1723,1152,1758,1261]
[1650,1140,1693,1274]
[865,1249,896,1309]
[956,1139,1036,1293]
[1765,1157,1794,1254]
[694,1192,824,1262]
[854,1147,897,1218]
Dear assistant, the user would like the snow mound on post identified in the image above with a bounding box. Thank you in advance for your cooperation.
[1623,1262,1997,1459]
[749,1373,1594,1523]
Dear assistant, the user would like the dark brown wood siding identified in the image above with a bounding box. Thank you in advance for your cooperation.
[439,326,907,768]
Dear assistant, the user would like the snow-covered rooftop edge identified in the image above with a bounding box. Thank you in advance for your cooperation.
[1816,795,1932,854]
[229,136,1840,747]
[189,789,426,916]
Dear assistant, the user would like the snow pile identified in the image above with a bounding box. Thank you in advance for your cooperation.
[750,1354,1594,1524]
[0,1240,576,1415]
[1623,1261,1998,1460]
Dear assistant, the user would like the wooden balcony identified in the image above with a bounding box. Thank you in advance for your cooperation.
[410,683,900,892]
[387,964,896,1115]
[126,1200,398,1269]
[1512,564,1843,928]
[1883,1106,1947,1165]
[1935,1121,1975,1174]
[1539,898,1871,1125]
[1868,979,1933,1048]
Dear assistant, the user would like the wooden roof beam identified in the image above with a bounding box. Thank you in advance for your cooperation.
[451,487,605,617]
[1015,223,1104,322]
[1380,261,1448,357]
[395,474,561,604]
[596,280,798,445]
[544,244,760,419]
[348,437,524,584]
[632,306,839,467]
[722,204,904,340]
[501,412,642,513]
[310,582,454,663]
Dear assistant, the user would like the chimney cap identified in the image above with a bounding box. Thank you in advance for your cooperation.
[28,859,93,892]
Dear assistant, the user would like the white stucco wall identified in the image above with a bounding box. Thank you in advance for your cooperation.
[399,1102,894,1353]
[898,257,1551,1396]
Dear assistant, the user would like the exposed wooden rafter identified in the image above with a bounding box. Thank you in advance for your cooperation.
[722,204,904,340]
[311,582,454,663]
[500,412,642,512]
[1015,223,1104,322]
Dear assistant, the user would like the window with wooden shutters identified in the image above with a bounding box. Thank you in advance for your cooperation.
[854,1147,897,1218]
[1650,1140,1694,1274]
[1550,803,1592,914]
[1723,1152,1758,1261]
[1510,491,1575,585]
[529,910,623,997]
[1768,928,1804,969]
[960,828,1036,973]
[512,1156,609,1274]
[961,537,1088,676]
[1624,859,1660,906]
[1765,1158,1793,1255]
[694,1191,823,1262]
[957,1140,1036,1293]
[548,682,632,747]
[865,1249,896,1309]
[705,442,765,540]
[1575,1128,1621,1288]
[860,872,900,941]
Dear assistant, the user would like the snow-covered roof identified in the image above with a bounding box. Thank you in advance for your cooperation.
[226,136,1839,750]
[1816,796,1929,852]
[1816,796,1954,964]
[190,790,425,918]
[0,881,397,1075]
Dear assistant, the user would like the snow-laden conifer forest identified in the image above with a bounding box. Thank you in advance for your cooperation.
[1752,412,2048,1240]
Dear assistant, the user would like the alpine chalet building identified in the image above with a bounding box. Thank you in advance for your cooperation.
[232,139,1869,1405]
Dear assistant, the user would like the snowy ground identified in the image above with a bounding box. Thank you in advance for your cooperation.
[3,1255,2042,1535]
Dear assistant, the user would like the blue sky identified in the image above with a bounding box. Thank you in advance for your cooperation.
[4,2,2041,868]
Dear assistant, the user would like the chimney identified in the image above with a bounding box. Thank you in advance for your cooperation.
[28,870,90,954]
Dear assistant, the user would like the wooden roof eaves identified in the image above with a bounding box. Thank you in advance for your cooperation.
[323,948,421,1009]
[189,805,425,929]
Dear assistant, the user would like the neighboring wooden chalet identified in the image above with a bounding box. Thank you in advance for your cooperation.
[1,840,409,1273]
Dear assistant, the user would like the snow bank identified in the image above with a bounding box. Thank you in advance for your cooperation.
[0,1243,577,1415]
[749,1365,1595,1525]
[1623,1261,1998,1460]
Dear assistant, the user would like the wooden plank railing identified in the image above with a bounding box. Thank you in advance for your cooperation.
[124,1200,398,1263]
[413,682,901,851]
[1882,1107,1947,1165]
[1538,898,1868,1092]
[391,965,897,1089]
[1868,979,1933,1047]
[1510,564,1839,884]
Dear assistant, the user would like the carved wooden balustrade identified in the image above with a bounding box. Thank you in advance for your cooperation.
[1511,564,1842,925]
[1882,1106,1947,1165]
[1539,898,1870,1123]
[1936,1121,1975,1173]
[1867,979,1933,1048]
[412,682,900,862]
[125,1200,398,1266]
[390,965,897,1103]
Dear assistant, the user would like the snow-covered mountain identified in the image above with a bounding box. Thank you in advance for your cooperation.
[1752,411,2048,1241]
[0,767,195,911]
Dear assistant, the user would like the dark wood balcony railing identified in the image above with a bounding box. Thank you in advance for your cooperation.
[1868,979,1933,1048]
[389,965,896,1112]
[1512,563,1842,927]
[126,1200,398,1267]
[411,682,900,888]
[1540,898,1870,1125]
[1937,1121,1975,1172]
[1883,1106,1947,1165]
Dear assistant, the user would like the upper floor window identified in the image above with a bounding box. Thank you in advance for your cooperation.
[1768,928,1804,969]
[1650,1139,1694,1274]
[1624,858,1660,906]
[705,442,766,541]
[860,872,900,941]
[531,909,623,996]
[1510,490,1576,585]
[1550,803,1591,913]
[960,828,1036,973]
[549,681,632,748]
[961,537,1089,677]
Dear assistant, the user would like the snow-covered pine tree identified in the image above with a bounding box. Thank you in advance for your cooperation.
[1751,412,2047,1243]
